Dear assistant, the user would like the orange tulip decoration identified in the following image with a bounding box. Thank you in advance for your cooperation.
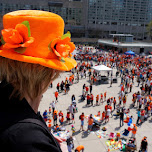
[48,31,75,62]
[1,21,34,54]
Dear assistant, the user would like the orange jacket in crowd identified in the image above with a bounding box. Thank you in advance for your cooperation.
[88,118,93,125]
[102,112,105,120]
[58,112,63,117]
[104,92,107,97]
[132,124,137,134]
[97,111,100,117]
[96,95,99,101]
[55,91,58,98]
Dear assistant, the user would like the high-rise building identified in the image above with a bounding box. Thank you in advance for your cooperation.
[87,0,152,40]
[0,0,87,38]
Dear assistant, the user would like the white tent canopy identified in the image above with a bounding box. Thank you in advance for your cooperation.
[92,65,112,71]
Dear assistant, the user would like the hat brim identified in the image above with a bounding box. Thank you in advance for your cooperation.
[0,49,77,71]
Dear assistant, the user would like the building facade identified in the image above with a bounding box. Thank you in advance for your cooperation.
[0,0,87,37]
[0,0,152,40]
[87,0,152,40]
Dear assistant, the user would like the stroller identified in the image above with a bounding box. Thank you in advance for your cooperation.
[72,100,78,113]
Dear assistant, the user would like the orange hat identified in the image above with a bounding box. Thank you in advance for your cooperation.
[0,10,77,71]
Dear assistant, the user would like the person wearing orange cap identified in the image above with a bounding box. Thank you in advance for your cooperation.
[140,136,148,152]
[53,110,58,126]
[75,145,84,152]
[0,9,78,151]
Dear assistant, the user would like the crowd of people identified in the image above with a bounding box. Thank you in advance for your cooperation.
[42,45,151,152]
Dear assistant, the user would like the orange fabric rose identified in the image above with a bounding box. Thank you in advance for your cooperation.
[51,37,75,60]
[2,24,34,49]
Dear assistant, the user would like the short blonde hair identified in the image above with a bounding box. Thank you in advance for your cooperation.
[0,57,60,100]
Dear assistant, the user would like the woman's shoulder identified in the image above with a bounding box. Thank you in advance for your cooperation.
[0,119,61,152]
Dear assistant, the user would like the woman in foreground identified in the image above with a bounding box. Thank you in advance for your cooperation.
[0,10,77,152]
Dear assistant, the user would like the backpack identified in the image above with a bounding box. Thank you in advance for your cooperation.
[79,115,81,120]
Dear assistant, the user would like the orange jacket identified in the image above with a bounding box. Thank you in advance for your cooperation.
[104,92,107,97]
[88,118,93,125]
[97,112,100,116]
[102,112,105,120]
[60,117,64,122]
[96,95,99,101]
[59,112,63,117]
[132,126,137,134]
[55,91,58,97]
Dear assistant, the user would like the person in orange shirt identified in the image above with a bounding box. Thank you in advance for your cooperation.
[104,92,107,101]
[85,86,89,95]
[56,83,60,92]
[75,145,84,152]
[66,112,71,124]
[48,119,52,131]
[102,111,105,122]
[86,94,90,106]
[123,95,127,107]
[55,91,59,102]
[96,94,99,106]
[97,111,100,117]
[69,77,72,85]
[100,93,103,104]
[131,124,137,138]
[58,110,63,117]
[90,93,94,106]
[105,104,108,111]
[55,124,60,131]
[94,77,97,84]
[87,114,94,132]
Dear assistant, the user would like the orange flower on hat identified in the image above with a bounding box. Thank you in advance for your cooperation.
[49,32,75,61]
[1,21,34,53]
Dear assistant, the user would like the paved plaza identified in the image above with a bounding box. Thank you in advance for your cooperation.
[39,67,152,152]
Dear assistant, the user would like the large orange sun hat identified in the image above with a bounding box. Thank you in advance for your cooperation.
[0,10,77,71]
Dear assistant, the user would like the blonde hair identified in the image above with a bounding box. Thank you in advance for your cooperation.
[0,57,60,100]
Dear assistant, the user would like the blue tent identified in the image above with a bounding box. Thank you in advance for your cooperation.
[124,50,135,55]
